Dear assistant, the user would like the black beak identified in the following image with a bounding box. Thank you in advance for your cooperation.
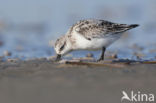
[55,54,61,61]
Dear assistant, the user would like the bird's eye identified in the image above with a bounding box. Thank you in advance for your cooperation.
[59,42,66,51]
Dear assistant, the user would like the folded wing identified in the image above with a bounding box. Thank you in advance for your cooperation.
[67,19,139,40]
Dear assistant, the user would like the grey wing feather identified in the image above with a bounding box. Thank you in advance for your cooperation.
[68,19,139,40]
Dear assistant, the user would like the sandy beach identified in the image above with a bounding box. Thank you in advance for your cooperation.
[0,59,156,103]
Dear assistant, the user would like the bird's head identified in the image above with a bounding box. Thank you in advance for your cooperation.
[54,35,72,61]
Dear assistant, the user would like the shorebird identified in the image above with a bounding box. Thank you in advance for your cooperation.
[54,19,139,61]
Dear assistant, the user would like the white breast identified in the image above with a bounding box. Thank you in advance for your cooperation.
[72,31,121,50]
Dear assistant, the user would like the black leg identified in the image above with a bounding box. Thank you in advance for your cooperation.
[97,47,106,61]
[55,54,61,61]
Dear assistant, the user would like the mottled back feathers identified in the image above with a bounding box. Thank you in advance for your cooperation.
[67,19,139,40]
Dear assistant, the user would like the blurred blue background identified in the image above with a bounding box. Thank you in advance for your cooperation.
[0,0,156,59]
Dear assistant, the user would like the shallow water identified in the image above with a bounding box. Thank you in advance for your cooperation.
[0,0,156,60]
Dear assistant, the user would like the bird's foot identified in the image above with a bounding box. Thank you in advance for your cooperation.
[97,58,104,62]
[55,54,62,62]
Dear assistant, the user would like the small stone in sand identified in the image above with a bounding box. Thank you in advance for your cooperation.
[86,53,94,58]
[111,54,118,59]
[133,52,144,59]
[3,51,12,56]
[7,58,19,62]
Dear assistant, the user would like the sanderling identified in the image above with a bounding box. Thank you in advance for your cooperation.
[54,19,139,61]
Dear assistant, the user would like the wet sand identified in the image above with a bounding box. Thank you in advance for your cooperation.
[0,59,156,103]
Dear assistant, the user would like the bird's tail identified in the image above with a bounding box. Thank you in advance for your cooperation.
[120,24,139,32]
[110,23,139,34]
[128,24,139,29]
